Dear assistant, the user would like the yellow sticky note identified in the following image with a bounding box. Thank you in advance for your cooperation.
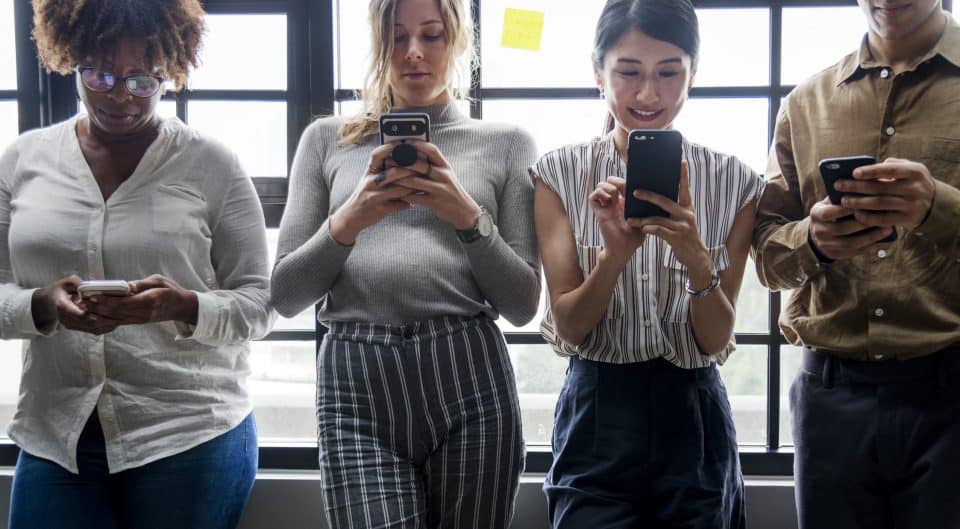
[500,8,545,52]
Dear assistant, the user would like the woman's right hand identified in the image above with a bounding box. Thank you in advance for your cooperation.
[589,176,646,265]
[31,275,120,335]
[328,144,418,245]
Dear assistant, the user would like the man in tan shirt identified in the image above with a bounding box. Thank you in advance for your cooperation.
[753,1,960,528]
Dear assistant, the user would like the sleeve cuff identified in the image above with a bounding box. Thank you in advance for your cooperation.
[911,180,960,250]
[5,288,58,337]
[776,217,828,285]
[174,291,219,341]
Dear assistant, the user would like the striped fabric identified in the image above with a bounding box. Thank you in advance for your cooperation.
[316,315,525,529]
[531,133,763,368]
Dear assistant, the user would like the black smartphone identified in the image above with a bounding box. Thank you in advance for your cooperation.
[624,129,682,219]
[818,155,896,243]
[379,113,430,167]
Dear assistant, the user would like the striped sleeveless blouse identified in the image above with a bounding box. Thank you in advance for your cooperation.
[531,133,763,368]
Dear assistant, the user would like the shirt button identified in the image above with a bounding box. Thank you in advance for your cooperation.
[877,249,887,259]
[874,308,885,318]
[880,68,890,78]
[885,126,896,136]
[640,273,650,281]
[643,320,652,327]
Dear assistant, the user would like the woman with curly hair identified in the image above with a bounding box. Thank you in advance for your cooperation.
[1,1,275,527]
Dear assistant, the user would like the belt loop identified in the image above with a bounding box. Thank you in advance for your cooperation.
[822,355,835,389]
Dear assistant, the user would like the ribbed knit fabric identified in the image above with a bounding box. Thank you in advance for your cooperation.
[271,101,540,325]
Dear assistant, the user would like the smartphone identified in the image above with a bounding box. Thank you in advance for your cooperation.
[380,113,430,167]
[78,280,131,298]
[818,155,896,243]
[624,129,682,218]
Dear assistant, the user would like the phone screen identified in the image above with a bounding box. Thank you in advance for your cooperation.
[624,129,682,218]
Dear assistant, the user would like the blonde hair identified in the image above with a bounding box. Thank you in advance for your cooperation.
[338,0,475,144]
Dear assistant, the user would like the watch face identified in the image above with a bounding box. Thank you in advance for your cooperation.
[477,211,493,237]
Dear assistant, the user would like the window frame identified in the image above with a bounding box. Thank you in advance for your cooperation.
[2,0,953,477]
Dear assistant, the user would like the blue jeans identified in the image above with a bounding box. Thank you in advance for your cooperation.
[9,411,257,529]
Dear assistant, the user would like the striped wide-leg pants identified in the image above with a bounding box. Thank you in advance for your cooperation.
[317,315,525,529]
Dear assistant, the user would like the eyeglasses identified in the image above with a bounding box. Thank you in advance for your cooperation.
[77,67,164,98]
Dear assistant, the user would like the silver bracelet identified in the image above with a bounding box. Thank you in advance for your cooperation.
[685,272,721,298]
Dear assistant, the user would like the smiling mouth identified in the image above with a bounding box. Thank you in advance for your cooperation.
[629,108,663,121]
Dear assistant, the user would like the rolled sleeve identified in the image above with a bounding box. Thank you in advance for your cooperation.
[912,179,960,256]
[0,287,58,338]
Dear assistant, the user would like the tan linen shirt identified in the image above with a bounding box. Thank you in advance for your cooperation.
[753,16,960,361]
[0,116,275,473]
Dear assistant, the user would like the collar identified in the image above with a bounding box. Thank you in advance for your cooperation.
[390,100,467,127]
[835,12,960,86]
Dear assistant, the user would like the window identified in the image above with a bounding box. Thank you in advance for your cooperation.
[0,0,20,440]
[781,7,864,86]
[5,0,945,474]
[178,9,316,442]
[0,0,17,150]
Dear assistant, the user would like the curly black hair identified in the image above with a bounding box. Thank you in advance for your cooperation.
[32,0,206,89]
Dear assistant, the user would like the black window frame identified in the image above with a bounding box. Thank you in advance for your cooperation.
[1,0,953,478]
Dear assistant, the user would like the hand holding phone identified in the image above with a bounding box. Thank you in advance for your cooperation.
[624,129,682,219]
[379,113,430,167]
[77,280,131,299]
[818,155,896,243]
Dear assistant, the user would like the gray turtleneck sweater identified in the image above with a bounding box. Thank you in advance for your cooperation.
[271,102,540,326]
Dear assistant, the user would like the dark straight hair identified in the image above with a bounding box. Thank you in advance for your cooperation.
[594,0,700,133]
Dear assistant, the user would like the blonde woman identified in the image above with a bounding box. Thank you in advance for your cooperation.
[270,0,539,526]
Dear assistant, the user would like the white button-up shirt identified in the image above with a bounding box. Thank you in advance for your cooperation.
[0,116,275,473]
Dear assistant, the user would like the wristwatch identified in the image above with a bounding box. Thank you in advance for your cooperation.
[456,207,493,243]
[685,271,721,298]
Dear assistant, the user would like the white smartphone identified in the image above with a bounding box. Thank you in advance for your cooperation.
[78,280,131,298]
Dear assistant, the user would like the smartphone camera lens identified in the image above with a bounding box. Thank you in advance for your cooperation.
[391,124,399,133]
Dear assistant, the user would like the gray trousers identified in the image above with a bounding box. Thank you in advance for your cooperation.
[317,315,525,529]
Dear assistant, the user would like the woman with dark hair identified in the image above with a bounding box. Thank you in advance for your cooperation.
[0,1,274,527]
[532,0,762,527]
[271,0,538,526]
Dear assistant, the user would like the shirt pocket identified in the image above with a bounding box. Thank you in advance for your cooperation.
[576,244,624,319]
[658,245,730,323]
[152,184,207,234]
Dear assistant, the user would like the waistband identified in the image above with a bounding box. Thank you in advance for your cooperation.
[326,314,491,343]
[802,345,960,387]
[570,355,719,384]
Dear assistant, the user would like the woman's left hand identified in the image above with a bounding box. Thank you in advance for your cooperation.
[84,274,199,326]
[630,162,713,275]
[385,141,481,230]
